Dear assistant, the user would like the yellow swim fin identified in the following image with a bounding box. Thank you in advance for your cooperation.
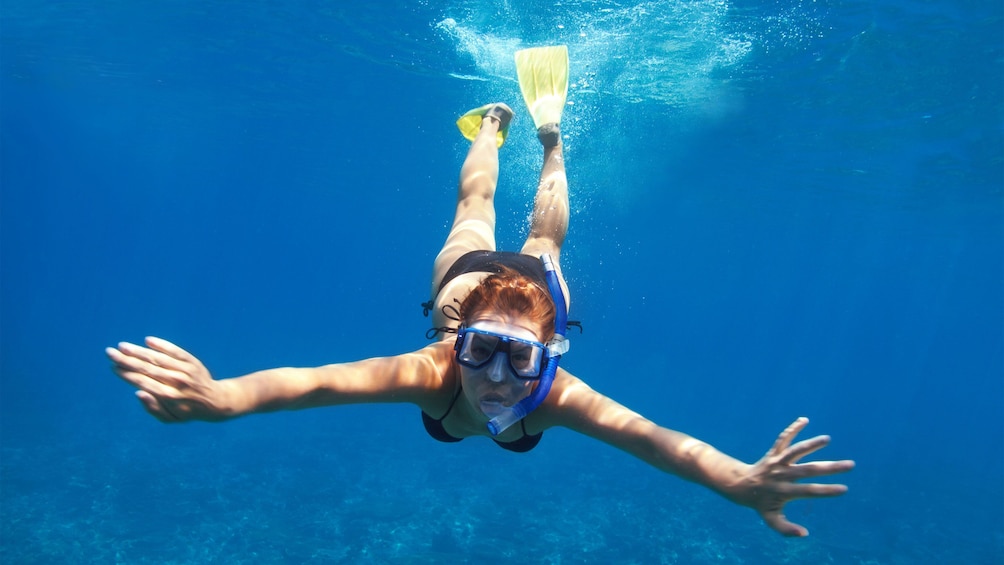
[514,45,569,130]
[456,103,512,148]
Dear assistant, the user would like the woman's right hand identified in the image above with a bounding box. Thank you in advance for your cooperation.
[107,336,230,422]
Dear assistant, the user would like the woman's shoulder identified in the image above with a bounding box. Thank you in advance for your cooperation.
[412,338,457,357]
[524,368,592,432]
[531,369,652,438]
[396,340,457,382]
[547,368,591,397]
[400,340,460,412]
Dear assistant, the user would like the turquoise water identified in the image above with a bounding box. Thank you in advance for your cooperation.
[2,1,1001,563]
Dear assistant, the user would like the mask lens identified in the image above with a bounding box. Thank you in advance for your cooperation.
[456,327,546,379]
[508,342,543,378]
[458,331,501,367]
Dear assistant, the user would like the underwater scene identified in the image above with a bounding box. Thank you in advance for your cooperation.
[2,0,1001,563]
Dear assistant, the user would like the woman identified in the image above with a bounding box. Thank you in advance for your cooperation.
[107,104,854,537]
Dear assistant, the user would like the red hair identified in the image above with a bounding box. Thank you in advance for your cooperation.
[459,266,556,341]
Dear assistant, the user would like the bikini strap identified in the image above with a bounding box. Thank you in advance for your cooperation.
[435,384,464,422]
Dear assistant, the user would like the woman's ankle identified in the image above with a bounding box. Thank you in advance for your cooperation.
[537,123,560,148]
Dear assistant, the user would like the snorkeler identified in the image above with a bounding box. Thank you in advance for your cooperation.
[106,46,853,537]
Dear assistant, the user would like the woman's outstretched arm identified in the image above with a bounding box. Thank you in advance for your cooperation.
[107,337,450,422]
[537,371,855,537]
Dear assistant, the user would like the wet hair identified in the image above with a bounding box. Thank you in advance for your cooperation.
[459,265,556,341]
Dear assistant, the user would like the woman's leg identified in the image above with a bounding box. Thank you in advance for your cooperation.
[431,106,510,296]
[520,125,571,307]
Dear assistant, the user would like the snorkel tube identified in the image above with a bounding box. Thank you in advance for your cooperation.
[487,254,569,436]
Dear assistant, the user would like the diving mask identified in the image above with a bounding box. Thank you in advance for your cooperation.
[455,326,548,380]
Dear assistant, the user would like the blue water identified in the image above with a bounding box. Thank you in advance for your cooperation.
[2,0,1001,563]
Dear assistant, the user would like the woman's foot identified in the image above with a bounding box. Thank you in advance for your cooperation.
[483,103,514,130]
[537,123,560,148]
[457,103,514,148]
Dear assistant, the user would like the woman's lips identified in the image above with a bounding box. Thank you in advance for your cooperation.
[481,392,505,403]
[479,392,509,416]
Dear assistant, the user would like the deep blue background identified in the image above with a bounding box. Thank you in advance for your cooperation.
[3,0,1002,562]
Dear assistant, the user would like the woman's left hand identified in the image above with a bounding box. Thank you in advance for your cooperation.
[725,417,855,537]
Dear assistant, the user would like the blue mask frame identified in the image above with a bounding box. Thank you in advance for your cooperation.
[455,326,548,379]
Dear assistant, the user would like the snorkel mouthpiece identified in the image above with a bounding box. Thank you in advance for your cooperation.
[487,254,568,436]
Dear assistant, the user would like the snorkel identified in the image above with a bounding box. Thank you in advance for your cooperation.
[487,254,569,436]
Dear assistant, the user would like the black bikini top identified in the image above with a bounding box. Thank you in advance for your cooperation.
[420,386,543,453]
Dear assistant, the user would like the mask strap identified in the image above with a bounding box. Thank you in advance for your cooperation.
[425,299,463,340]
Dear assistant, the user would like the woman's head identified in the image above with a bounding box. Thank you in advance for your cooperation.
[458,266,556,342]
[455,267,557,420]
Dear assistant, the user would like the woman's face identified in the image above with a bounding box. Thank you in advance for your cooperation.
[458,313,544,420]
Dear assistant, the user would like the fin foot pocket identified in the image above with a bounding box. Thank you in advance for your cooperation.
[537,123,561,148]
[456,103,513,148]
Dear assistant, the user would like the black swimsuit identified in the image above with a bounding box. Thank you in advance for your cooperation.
[422,386,543,453]
[421,250,549,453]
[435,250,548,295]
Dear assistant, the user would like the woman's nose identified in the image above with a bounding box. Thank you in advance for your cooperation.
[486,354,508,382]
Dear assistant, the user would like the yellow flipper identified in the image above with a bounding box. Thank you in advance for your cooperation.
[514,45,569,129]
[456,104,509,148]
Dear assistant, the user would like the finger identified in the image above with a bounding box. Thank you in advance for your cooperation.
[108,347,191,391]
[108,349,188,394]
[145,336,202,368]
[106,345,129,366]
[107,345,157,374]
[136,390,181,423]
[769,417,809,456]
[789,459,856,480]
[108,347,156,386]
[763,511,809,537]
[784,482,850,499]
[117,340,189,373]
[779,434,831,465]
[113,365,189,401]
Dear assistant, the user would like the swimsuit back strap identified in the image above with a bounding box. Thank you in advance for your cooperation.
[435,384,464,421]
